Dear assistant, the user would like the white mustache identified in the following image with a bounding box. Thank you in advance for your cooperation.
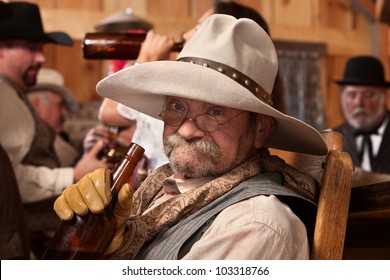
[165,134,220,156]
[351,107,368,117]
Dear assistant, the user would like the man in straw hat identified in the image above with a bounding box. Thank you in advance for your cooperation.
[27,68,79,136]
[333,56,390,176]
[0,2,108,223]
[26,68,80,167]
[53,14,327,259]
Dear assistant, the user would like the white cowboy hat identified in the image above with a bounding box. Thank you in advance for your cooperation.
[96,14,327,155]
[27,68,79,113]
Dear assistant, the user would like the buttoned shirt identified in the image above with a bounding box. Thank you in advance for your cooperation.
[356,117,388,171]
[146,174,310,259]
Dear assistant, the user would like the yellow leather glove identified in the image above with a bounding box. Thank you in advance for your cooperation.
[53,167,133,255]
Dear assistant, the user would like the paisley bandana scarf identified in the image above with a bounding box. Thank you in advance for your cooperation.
[109,148,318,259]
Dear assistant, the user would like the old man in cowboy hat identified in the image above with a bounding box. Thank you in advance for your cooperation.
[333,56,390,184]
[52,14,328,260]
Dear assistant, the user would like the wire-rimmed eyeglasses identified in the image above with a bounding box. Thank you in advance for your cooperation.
[158,109,245,132]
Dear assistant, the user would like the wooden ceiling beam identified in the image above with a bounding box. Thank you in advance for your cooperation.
[376,0,390,23]
[350,0,376,22]
[351,0,390,24]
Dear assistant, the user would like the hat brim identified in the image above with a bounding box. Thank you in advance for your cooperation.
[0,2,11,19]
[97,61,328,155]
[0,26,73,46]
[46,32,73,46]
[27,83,79,113]
[335,79,390,87]
[95,21,153,32]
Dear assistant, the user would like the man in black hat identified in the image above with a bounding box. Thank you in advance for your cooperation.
[0,1,109,201]
[0,0,31,261]
[0,1,10,18]
[0,2,108,258]
[333,55,390,175]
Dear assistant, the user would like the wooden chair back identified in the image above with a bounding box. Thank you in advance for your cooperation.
[269,131,353,259]
[344,173,390,259]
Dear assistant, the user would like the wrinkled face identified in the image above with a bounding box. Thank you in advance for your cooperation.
[340,85,387,131]
[0,40,45,91]
[161,97,274,178]
[28,91,69,133]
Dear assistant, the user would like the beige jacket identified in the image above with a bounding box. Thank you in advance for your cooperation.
[0,78,73,203]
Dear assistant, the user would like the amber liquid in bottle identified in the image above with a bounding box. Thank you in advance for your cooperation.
[98,126,127,165]
[41,142,145,260]
[82,32,184,60]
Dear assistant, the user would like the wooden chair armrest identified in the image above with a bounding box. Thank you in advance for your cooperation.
[311,150,353,260]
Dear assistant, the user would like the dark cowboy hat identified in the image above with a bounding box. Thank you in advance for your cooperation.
[0,1,12,19]
[0,2,73,46]
[335,56,390,87]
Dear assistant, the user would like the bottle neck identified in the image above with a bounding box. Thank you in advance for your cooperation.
[110,143,144,198]
[82,32,184,60]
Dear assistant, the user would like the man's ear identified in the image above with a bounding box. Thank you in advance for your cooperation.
[254,114,276,148]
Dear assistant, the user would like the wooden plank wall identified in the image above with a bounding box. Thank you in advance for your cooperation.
[10,0,390,128]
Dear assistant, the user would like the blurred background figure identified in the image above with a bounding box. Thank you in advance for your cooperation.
[0,2,108,259]
[94,6,153,74]
[26,68,80,167]
[333,56,390,186]
[0,0,30,260]
[0,143,30,259]
[95,6,169,186]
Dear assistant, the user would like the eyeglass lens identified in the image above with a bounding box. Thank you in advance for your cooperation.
[159,109,243,132]
[160,110,219,132]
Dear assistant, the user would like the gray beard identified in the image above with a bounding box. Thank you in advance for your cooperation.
[163,134,223,178]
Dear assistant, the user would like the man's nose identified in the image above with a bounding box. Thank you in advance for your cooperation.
[34,51,46,64]
[353,92,366,105]
[177,118,205,140]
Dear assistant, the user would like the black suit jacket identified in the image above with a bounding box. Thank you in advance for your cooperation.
[334,111,390,174]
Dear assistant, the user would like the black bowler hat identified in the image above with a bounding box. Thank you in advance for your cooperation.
[0,2,73,46]
[335,56,390,87]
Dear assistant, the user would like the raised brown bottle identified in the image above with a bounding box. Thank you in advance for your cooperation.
[41,142,145,260]
[82,32,184,60]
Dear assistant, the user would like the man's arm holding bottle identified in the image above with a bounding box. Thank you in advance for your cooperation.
[98,29,175,127]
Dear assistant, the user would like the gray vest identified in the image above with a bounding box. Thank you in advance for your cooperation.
[135,173,317,260]
[17,88,60,168]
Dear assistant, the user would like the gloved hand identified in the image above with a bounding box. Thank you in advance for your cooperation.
[53,168,133,254]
